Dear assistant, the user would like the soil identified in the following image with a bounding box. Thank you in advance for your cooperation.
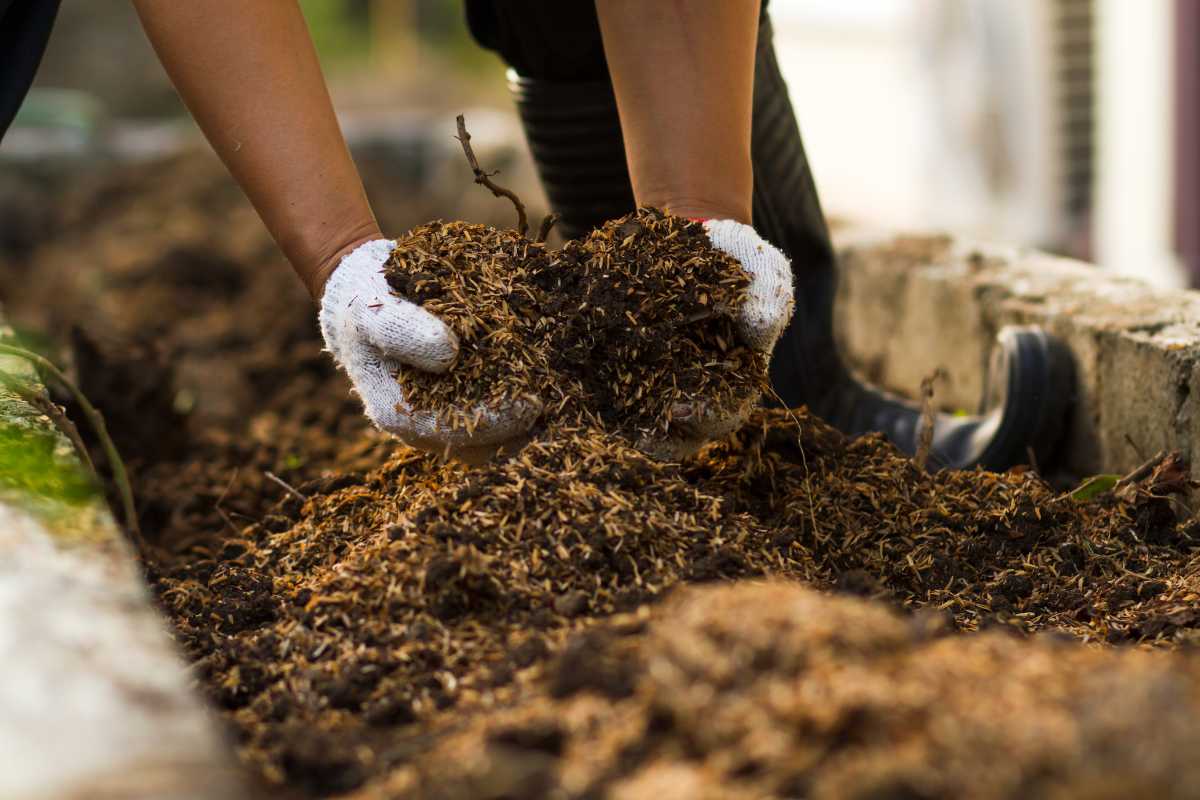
[383,209,763,443]
[7,149,1200,799]
[375,582,1200,800]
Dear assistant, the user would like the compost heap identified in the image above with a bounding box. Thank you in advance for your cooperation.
[383,209,763,442]
[9,150,1200,800]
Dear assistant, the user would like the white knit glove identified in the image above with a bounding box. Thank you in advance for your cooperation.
[706,219,794,353]
[319,239,540,459]
[650,220,794,460]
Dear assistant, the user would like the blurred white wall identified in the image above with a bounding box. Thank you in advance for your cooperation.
[770,0,1184,287]
[770,1,935,231]
[1094,0,1181,287]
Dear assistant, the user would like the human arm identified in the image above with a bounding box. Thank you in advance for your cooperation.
[131,0,378,298]
[596,1,793,455]
[132,1,536,459]
[594,0,758,225]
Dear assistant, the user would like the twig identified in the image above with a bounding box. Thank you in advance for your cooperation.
[1123,433,1146,461]
[1114,449,1170,491]
[914,369,946,472]
[265,470,308,502]
[766,384,819,537]
[0,343,139,542]
[455,114,528,236]
[536,212,560,244]
[216,505,240,536]
[215,467,241,535]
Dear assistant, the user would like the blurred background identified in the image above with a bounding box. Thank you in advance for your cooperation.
[1,0,1196,286]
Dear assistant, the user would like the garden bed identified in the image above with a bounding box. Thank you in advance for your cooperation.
[7,150,1200,799]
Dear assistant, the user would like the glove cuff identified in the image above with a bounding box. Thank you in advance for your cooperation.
[702,220,794,353]
[318,238,395,361]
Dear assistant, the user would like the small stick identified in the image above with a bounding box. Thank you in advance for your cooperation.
[1114,449,1170,490]
[455,114,528,237]
[0,343,140,542]
[216,505,240,536]
[914,368,946,472]
[265,470,308,502]
[215,467,241,535]
[536,212,560,244]
[765,384,819,537]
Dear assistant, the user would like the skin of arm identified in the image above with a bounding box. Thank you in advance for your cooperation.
[131,0,379,299]
[594,0,759,226]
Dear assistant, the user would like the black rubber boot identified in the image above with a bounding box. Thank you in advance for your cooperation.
[492,5,1075,471]
[747,14,1076,470]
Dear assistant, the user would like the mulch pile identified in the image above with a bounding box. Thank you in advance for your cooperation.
[6,150,1200,799]
[384,209,763,445]
[148,406,1200,797]
[375,582,1200,800]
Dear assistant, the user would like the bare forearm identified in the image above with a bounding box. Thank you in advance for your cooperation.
[595,0,758,224]
[132,0,380,297]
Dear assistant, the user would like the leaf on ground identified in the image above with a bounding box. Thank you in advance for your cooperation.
[1070,474,1121,502]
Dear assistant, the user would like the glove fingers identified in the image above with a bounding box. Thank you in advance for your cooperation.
[344,352,416,434]
[703,219,794,352]
[354,296,459,374]
[641,393,758,461]
[457,396,543,446]
[739,276,793,351]
[669,394,756,440]
[403,396,543,453]
[349,350,542,454]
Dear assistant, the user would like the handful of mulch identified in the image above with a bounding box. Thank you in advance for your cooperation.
[384,207,767,444]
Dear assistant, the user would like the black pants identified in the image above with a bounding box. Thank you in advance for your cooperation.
[0,0,60,142]
[465,1,844,413]
[466,1,772,81]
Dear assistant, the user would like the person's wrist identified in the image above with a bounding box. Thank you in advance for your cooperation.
[647,196,752,227]
[304,225,385,301]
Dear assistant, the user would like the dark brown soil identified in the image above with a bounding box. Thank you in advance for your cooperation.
[6,150,1200,799]
[382,582,1200,800]
[384,209,763,442]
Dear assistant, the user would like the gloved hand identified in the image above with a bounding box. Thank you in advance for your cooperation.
[319,239,540,460]
[648,219,794,460]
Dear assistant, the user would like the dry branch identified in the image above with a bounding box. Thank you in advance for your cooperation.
[536,212,560,244]
[914,368,946,471]
[455,114,528,236]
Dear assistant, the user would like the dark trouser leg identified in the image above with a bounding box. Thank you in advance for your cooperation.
[0,0,61,142]
[465,1,633,240]
[466,1,1075,471]
[747,14,1074,469]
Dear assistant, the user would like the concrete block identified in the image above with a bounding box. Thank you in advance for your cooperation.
[834,227,1200,478]
[0,350,247,799]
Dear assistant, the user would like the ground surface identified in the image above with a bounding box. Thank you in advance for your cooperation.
[7,151,1200,799]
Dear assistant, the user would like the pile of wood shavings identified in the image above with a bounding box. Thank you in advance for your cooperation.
[384,208,765,444]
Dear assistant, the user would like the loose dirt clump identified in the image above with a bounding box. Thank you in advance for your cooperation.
[384,208,764,443]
